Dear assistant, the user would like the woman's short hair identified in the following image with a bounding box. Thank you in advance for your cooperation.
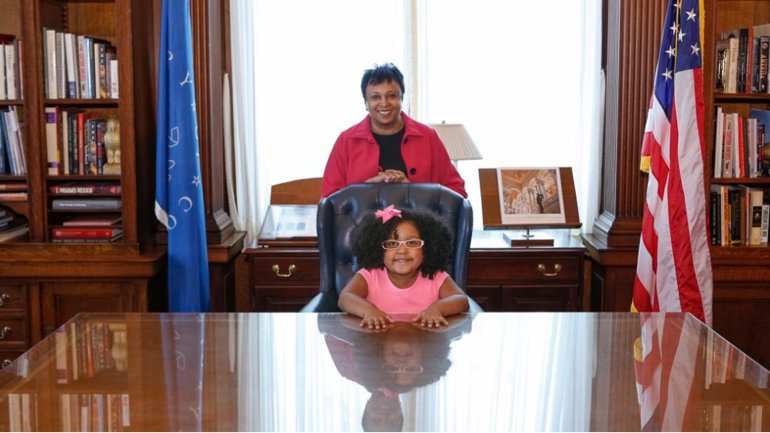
[360,63,405,100]
[352,208,453,278]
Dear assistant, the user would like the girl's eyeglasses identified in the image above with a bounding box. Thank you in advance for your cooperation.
[381,239,424,250]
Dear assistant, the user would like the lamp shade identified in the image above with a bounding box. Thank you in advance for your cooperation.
[430,122,483,161]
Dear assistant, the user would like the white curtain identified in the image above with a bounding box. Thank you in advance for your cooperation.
[229,0,604,242]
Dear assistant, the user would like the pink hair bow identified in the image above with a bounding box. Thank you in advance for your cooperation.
[375,205,402,223]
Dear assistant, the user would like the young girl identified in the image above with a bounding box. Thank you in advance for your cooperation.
[338,205,469,330]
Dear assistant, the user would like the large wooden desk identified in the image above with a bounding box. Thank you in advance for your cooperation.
[0,312,767,431]
[240,229,586,312]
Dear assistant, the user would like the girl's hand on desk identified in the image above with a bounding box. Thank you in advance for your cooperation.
[360,308,394,331]
[413,307,448,329]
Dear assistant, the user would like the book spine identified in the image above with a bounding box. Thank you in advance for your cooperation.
[51,227,118,239]
[45,106,60,175]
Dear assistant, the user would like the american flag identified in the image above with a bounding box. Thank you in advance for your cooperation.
[634,313,701,431]
[634,0,713,325]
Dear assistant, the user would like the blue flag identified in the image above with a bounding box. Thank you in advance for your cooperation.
[155,0,210,312]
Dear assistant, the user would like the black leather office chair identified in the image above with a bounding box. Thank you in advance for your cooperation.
[301,182,480,312]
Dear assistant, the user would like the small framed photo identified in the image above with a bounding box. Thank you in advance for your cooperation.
[495,167,566,225]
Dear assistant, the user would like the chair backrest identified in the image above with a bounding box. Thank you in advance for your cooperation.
[315,182,473,311]
[270,177,322,205]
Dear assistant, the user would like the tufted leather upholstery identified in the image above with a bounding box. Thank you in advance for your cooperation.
[301,182,476,312]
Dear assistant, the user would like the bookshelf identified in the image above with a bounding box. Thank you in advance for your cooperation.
[0,314,144,431]
[0,0,165,363]
[702,0,770,368]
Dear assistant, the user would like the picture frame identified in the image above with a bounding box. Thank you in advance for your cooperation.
[478,167,581,245]
[258,204,317,239]
[496,167,566,225]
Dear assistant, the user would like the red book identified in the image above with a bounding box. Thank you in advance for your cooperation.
[51,227,122,239]
[49,182,121,195]
[62,215,122,227]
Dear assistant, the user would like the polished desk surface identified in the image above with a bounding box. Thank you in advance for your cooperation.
[0,312,768,432]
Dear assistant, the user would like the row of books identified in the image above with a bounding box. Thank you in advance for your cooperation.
[58,393,131,432]
[6,393,35,432]
[0,182,27,203]
[713,107,770,178]
[702,404,764,432]
[43,28,119,100]
[0,206,28,243]
[715,23,770,94]
[51,214,123,243]
[709,185,769,246]
[54,321,129,385]
[45,109,119,176]
[0,106,25,175]
[0,34,22,100]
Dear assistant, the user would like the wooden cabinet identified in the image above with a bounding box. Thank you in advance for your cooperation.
[465,230,584,312]
[0,282,29,368]
[242,244,320,312]
[240,230,585,312]
[0,0,165,361]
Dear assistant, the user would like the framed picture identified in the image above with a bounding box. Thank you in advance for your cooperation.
[258,204,317,239]
[495,168,566,225]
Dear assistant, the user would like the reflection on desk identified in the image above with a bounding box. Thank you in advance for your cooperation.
[0,312,767,432]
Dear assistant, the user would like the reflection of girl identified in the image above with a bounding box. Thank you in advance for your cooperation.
[319,314,472,432]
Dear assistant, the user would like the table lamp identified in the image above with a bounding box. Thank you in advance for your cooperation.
[430,121,483,167]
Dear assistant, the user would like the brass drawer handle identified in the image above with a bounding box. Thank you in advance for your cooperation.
[537,263,561,277]
[272,264,296,278]
[0,293,9,307]
[0,326,11,340]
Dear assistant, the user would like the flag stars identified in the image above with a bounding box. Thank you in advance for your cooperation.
[192,176,200,187]
[669,23,678,36]
[690,43,700,56]
[662,68,673,80]
[666,45,676,58]
[686,9,696,21]
[678,31,686,42]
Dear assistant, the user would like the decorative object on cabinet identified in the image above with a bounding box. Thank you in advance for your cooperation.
[479,167,580,246]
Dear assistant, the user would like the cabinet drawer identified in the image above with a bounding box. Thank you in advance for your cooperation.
[250,257,320,285]
[0,283,26,311]
[0,318,27,346]
[0,351,24,369]
[469,256,581,283]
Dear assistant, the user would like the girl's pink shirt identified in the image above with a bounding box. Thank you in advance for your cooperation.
[358,268,448,317]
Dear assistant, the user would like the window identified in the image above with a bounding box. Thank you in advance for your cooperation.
[233,1,601,235]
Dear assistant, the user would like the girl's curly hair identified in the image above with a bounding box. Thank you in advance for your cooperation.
[352,207,453,278]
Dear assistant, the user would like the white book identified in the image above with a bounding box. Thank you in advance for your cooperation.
[44,29,58,99]
[110,59,119,98]
[64,33,79,98]
[4,43,15,100]
[55,31,66,99]
[761,204,770,245]
[0,43,6,100]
